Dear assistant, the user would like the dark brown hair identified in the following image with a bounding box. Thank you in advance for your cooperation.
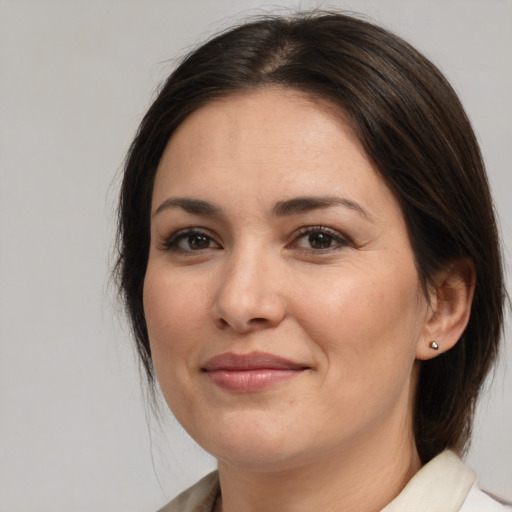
[116,11,505,463]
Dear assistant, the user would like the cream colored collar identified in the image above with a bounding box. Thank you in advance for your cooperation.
[161,451,476,512]
[381,451,476,512]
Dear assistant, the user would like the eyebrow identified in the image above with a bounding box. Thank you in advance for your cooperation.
[154,198,221,217]
[153,195,371,220]
[273,196,371,220]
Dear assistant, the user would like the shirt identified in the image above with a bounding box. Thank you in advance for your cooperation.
[158,451,511,512]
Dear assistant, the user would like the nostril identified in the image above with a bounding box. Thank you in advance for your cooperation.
[213,292,287,332]
[215,317,230,329]
[249,318,268,324]
[214,313,282,332]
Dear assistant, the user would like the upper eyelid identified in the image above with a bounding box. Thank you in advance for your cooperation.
[160,227,220,250]
[164,226,215,239]
[285,226,352,253]
[159,224,350,248]
[292,225,350,242]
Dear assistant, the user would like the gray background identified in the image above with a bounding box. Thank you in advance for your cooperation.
[0,1,510,510]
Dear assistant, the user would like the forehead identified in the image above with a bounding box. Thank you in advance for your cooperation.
[164,88,358,157]
[152,88,400,222]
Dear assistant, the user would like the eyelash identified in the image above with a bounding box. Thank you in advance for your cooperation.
[160,228,221,253]
[289,226,350,253]
[160,226,350,254]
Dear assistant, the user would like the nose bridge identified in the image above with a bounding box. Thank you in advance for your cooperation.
[214,240,285,331]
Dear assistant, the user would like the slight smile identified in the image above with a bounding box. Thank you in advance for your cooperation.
[201,352,310,392]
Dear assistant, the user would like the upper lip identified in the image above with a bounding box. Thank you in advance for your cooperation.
[201,352,309,371]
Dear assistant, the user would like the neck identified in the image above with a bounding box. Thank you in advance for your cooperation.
[215,402,421,512]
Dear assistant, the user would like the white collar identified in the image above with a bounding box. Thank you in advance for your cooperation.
[161,451,477,512]
[381,451,476,512]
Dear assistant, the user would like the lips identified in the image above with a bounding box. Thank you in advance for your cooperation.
[201,352,309,392]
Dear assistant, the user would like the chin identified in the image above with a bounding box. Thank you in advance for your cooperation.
[186,413,307,472]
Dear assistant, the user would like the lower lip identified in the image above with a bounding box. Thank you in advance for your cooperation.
[205,369,304,392]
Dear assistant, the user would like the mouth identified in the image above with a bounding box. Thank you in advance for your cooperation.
[201,352,310,392]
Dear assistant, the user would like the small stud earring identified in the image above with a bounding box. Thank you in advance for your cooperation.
[429,341,439,350]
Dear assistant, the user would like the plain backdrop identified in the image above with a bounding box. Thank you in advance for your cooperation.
[0,1,510,510]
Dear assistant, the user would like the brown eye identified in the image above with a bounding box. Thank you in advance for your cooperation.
[308,232,334,249]
[162,229,221,253]
[188,234,210,250]
[291,226,349,252]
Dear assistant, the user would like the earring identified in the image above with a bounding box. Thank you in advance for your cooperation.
[429,341,439,350]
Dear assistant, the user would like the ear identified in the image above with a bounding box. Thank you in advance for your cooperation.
[416,259,475,360]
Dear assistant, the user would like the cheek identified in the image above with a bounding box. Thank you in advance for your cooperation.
[291,260,424,367]
[143,267,211,374]
[142,267,217,425]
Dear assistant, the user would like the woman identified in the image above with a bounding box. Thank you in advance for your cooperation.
[116,11,510,511]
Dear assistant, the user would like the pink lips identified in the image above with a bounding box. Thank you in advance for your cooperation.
[202,352,308,392]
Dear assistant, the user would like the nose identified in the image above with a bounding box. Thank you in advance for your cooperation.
[213,249,286,333]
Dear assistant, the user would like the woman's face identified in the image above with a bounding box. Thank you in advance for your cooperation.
[144,88,431,471]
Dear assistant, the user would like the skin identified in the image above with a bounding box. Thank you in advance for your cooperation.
[143,88,473,512]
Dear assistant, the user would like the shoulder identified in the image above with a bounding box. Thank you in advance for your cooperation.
[156,471,220,512]
[382,451,511,512]
[460,483,512,512]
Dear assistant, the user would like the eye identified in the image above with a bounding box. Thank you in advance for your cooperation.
[291,226,349,252]
[306,232,336,249]
[161,229,221,253]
